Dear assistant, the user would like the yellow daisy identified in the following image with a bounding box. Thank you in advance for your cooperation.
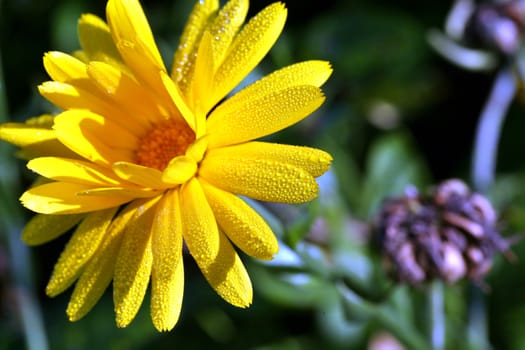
[0,0,332,331]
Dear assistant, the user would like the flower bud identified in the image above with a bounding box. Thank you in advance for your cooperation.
[374,179,513,285]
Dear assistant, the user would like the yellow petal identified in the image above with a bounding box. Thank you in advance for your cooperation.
[67,200,141,321]
[150,190,184,331]
[54,110,136,165]
[15,140,78,160]
[78,13,123,65]
[115,39,187,126]
[208,0,248,67]
[203,230,253,307]
[21,182,133,214]
[201,180,278,260]
[22,213,85,246]
[179,178,219,270]
[220,60,332,111]
[161,156,197,185]
[76,187,160,198]
[180,178,251,307]
[159,70,196,132]
[191,31,214,133]
[106,0,163,69]
[25,114,55,128]
[113,162,169,189]
[27,157,122,186]
[0,121,55,148]
[170,0,218,93]
[0,122,75,159]
[114,196,160,328]
[86,61,166,126]
[206,141,332,177]
[186,136,208,162]
[43,51,89,82]
[38,81,91,109]
[199,155,319,204]
[0,116,78,159]
[46,208,117,297]
[73,50,89,63]
[207,85,325,148]
[39,81,144,136]
[211,2,287,106]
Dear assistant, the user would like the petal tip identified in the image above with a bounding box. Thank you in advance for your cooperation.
[152,318,178,332]
[66,303,83,322]
[45,282,61,298]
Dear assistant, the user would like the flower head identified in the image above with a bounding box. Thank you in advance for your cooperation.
[374,179,513,286]
[0,0,332,331]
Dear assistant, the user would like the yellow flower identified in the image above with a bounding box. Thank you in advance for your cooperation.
[0,0,332,331]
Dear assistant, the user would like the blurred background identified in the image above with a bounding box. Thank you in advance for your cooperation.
[2,0,525,349]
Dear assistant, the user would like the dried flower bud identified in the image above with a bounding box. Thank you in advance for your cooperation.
[374,179,514,285]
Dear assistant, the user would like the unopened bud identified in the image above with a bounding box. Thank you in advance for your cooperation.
[374,179,514,285]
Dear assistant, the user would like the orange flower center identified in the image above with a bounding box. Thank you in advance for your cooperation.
[135,119,195,171]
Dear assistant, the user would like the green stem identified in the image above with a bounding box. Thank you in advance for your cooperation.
[471,65,515,193]
[468,65,515,349]
[428,281,445,350]
[375,308,431,350]
[466,285,490,350]
[338,283,431,350]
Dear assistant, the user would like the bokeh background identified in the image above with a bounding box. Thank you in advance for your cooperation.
[2,0,525,349]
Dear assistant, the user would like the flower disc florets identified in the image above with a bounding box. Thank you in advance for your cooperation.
[135,119,195,170]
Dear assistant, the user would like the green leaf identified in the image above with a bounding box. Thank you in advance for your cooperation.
[251,263,336,309]
[315,293,368,346]
[359,132,430,218]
